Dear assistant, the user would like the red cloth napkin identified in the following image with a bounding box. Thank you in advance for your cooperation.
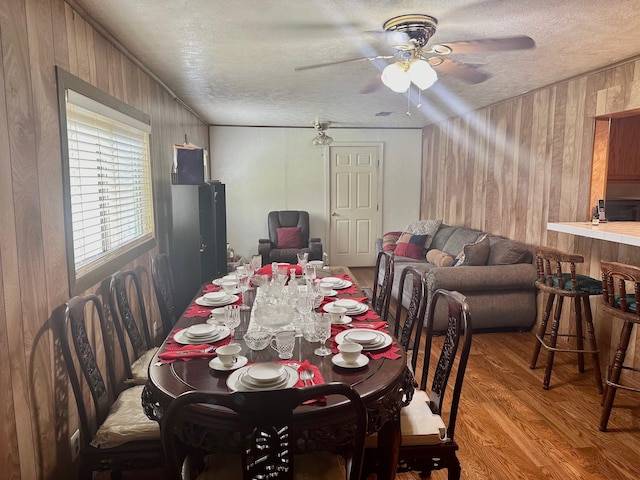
[329,274,358,295]
[202,283,221,293]
[331,321,388,335]
[351,309,381,321]
[281,360,326,404]
[157,328,232,363]
[257,264,303,277]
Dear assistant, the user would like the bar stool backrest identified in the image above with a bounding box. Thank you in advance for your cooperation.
[535,246,584,293]
[600,260,640,322]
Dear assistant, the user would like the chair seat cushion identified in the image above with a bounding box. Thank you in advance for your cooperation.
[90,385,160,448]
[197,451,345,480]
[399,390,447,446]
[130,347,159,384]
[613,294,637,312]
[553,273,603,294]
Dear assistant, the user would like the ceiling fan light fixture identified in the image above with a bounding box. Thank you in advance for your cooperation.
[381,62,411,93]
[408,59,438,90]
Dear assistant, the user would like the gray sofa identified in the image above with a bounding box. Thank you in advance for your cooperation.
[377,223,537,332]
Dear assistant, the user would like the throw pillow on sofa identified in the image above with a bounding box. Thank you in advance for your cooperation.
[426,249,454,267]
[395,233,430,260]
[382,231,403,252]
[454,234,490,267]
[405,219,442,250]
[276,227,302,248]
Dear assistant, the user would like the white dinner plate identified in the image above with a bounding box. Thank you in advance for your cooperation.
[245,363,286,384]
[209,355,248,371]
[173,326,230,345]
[331,315,352,325]
[227,365,298,392]
[309,260,324,267]
[334,299,359,309]
[335,329,392,351]
[195,294,239,307]
[322,290,338,297]
[323,302,367,315]
[331,353,369,369]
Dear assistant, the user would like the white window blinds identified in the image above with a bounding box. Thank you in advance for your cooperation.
[65,90,154,278]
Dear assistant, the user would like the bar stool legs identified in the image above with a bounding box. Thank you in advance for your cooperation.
[530,293,603,393]
[599,321,636,431]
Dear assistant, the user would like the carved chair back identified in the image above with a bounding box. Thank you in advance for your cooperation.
[161,383,367,480]
[393,266,426,373]
[601,260,640,324]
[372,251,394,320]
[108,270,153,380]
[534,245,585,296]
[151,253,178,337]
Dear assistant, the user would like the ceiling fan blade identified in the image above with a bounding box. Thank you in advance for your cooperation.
[430,57,489,84]
[436,35,535,54]
[295,54,394,72]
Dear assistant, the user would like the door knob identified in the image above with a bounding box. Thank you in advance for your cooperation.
[331,212,338,216]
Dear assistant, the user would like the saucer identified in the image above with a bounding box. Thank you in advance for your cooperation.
[332,353,369,369]
[322,290,338,297]
[331,315,352,325]
[209,355,248,371]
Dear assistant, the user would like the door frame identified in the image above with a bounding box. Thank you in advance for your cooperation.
[324,142,384,265]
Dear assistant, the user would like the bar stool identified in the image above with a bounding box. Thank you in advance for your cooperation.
[529,246,603,392]
[599,260,640,431]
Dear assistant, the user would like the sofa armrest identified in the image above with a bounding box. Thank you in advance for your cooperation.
[425,264,537,293]
[258,240,273,266]
[259,238,272,245]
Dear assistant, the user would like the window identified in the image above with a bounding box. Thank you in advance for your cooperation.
[57,68,155,294]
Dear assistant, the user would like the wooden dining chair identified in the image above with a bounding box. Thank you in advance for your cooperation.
[161,383,368,480]
[59,294,163,479]
[395,289,473,479]
[371,251,395,321]
[392,266,427,374]
[599,260,640,431]
[108,270,158,385]
[152,253,179,337]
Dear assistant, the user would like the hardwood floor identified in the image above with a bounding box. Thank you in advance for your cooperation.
[107,267,640,479]
[349,267,640,480]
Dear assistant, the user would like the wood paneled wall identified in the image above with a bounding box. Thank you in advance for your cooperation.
[421,58,640,385]
[0,1,208,478]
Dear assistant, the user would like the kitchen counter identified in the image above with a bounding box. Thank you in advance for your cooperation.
[547,221,640,247]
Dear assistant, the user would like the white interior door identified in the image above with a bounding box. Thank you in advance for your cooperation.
[329,144,381,267]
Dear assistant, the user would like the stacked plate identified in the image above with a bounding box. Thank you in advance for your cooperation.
[320,277,353,290]
[335,328,392,351]
[227,363,298,392]
[195,291,239,307]
[324,299,368,316]
[174,324,230,345]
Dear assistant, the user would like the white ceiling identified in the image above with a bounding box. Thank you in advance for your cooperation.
[74,0,640,129]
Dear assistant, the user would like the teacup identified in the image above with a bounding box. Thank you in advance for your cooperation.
[327,305,347,324]
[319,282,334,295]
[243,330,271,350]
[220,279,238,293]
[338,342,363,364]
[204,291,228,302]
[216,343,242,367]
[270,330,296,359]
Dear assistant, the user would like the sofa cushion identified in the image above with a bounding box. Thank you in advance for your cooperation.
[405,219,442,250]
[442,228,483,256]
[454,234,490,267]
[487,239,532,265]
[382,231,403,252]
[426,249,454,267]
[395,233,430,259]
[429,224,458,251]
[276,227,302,248]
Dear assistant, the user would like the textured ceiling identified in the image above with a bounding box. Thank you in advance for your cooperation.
[74,0,640,128]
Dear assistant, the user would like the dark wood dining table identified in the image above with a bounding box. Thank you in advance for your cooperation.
[142,266,414,480]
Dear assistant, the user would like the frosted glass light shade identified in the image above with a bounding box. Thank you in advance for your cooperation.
[409,60,438,90]
[381,62,411,93]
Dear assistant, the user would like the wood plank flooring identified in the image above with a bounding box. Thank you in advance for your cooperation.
[106,267,640,480]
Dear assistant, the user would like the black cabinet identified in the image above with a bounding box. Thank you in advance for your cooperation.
[170,182,227,313]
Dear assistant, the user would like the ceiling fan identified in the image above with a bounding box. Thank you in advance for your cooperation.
[295,14,535,91]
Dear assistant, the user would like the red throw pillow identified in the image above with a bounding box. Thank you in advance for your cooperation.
[394,233,430,259]
[276,227,303,249]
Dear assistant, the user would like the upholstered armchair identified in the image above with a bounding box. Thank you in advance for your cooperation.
[258,210,323,266]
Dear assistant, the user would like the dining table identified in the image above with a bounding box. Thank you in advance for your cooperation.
[142,265,415,480]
